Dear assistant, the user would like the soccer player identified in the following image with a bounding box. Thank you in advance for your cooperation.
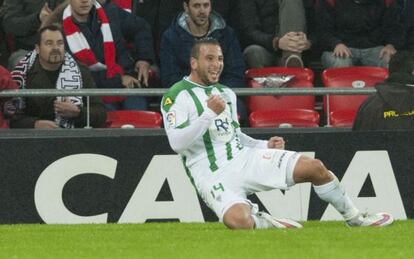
[161,38,394,229]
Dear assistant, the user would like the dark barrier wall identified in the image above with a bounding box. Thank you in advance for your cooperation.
[0,129,412,224]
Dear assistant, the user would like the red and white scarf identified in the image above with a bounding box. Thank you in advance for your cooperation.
[112,0,132,13]
[63,1,124,78]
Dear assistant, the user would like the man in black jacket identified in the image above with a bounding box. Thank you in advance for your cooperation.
[7,25,106,129]
[317,0,403,68]
[353,51,414,130]
[2,0,66,69]
[236,0,311,68]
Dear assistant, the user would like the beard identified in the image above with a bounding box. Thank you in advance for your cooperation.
[48,51,63,64]
[197,70,221,86]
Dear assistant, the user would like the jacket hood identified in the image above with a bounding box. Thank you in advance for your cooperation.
[376,73,414,113]
[176,11,226,36]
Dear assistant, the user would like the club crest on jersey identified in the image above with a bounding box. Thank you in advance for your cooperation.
[166,111,176,129]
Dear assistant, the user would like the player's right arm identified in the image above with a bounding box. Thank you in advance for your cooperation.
[161,92,219,154]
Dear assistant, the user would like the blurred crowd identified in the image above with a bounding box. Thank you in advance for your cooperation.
[0,0,413,129]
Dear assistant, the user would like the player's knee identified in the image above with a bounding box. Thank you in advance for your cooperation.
[223,204,254,230]
[309,159,332,184]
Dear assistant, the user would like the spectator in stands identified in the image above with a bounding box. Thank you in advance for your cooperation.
[59,0,150,110]
[100,0,156,87]
[136,0,238,64]
[44,0,157,89]
[317,0,403,68]
[236,0,311,68]
[156,0,237,41]
[160,0,245,89]
[398,0,414,51]
[2,0,66,69]
[0,65,18,128]
[353,51,414,130]
[5,25,106,129]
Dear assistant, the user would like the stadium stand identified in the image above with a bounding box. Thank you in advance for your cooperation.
[245,67,319,127]
[322,66,389,127]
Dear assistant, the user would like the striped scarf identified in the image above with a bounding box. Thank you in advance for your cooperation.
[63,1,124,78]
[6,51,83,129]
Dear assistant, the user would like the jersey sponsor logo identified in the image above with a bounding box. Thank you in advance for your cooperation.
[209,112,235,143]
[215,117,230,132]
[164,97,173,107]
[166,111,176,129]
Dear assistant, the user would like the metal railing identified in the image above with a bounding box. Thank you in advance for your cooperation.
[0,87,376,97]
[0,87,377,127]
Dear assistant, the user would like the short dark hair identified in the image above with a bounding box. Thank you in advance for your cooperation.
[191,38,221,59]
[184,0,211,5]
[36,24,64,45]
[389,51,414,75]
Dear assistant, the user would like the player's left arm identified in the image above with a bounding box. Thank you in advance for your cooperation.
[227,89,269,149]
[267,136,285,149]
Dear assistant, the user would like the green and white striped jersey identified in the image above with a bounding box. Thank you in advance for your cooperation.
[161,78,267,173]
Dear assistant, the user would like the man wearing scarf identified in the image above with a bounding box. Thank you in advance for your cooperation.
[62,0,148,110]
[6,24,106,128]
[353,50,414,130]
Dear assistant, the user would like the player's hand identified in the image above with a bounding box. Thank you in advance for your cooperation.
[122,75,139,88]
[207,95,226,115]
[34,120,59,129]
[135,60,150,87]
[267,136,285,150]
[333,43,352,58]
[54,98,80,118]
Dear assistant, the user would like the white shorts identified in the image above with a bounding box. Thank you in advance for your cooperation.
[192,148,301,221]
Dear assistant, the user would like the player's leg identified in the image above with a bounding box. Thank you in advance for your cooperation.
[224,149,303,229]
[222,202,302,229]
[197,178,259,229]
[290,155,393,226]
[222,203,255,229]
[291,155,359,220]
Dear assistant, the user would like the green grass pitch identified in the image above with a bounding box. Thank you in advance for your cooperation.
[0,220,413,259]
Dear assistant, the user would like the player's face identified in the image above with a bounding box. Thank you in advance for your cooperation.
[36,30,65,68]
[192,44,224,85]
[70,0,93,22]
[184,0,211,27]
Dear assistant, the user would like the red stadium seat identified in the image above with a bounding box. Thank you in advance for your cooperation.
[105,110,162,128]
[0,118,9,129]
[245,67,319,127]
[249,109,320,128]
[322,66,389,127]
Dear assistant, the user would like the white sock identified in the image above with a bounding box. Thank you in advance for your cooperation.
[251,214,273,229]
[313,172,359,220]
